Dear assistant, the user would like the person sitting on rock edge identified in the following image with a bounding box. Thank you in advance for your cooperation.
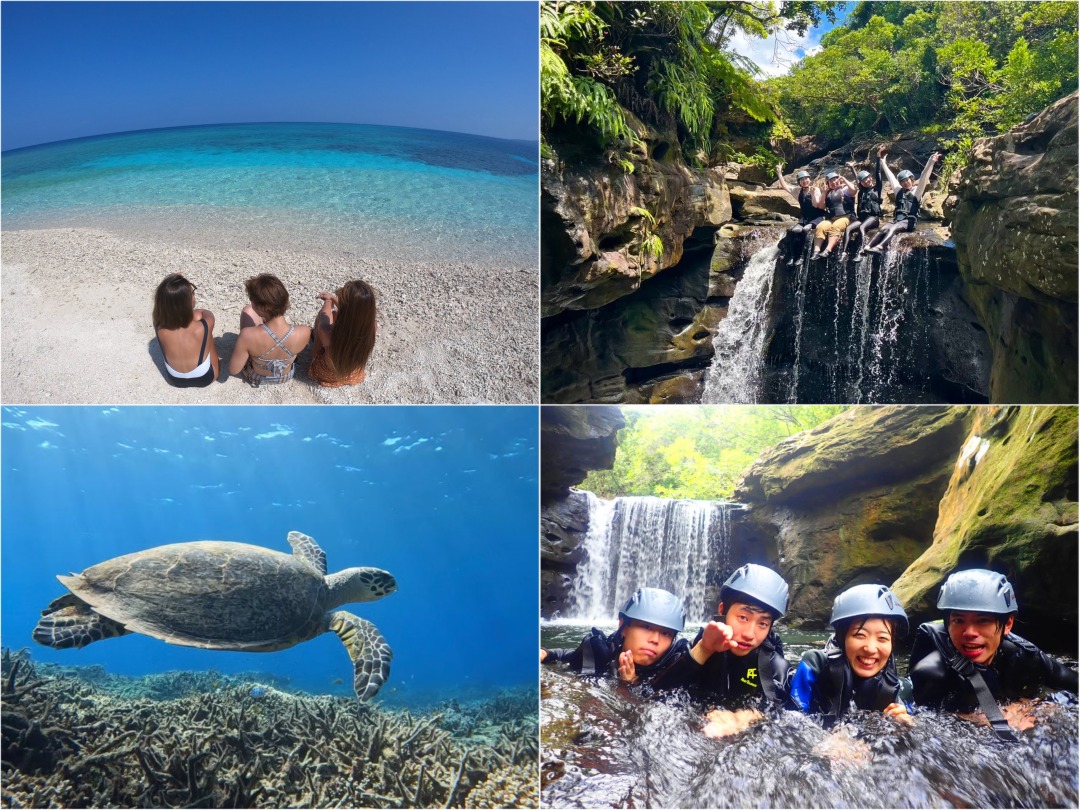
[908,569,1078,741]
[811,170,857,260]
[542,587,690,689]
[650,564,791,737]
[788,584,914,727]
[775,164,825,266]
[839,145,887,261]
[863,151,942,255]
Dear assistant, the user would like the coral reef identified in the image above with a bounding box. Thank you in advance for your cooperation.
[1,649,538,809]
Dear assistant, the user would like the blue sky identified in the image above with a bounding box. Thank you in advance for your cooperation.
[727,2,852,77]
[1,2,538,150]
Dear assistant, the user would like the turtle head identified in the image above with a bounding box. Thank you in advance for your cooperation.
[326,567,397,608]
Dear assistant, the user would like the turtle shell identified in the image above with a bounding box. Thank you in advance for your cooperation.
[59,541,327,651]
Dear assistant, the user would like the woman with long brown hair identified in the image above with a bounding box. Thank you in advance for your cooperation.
[309,279,377,387]
[152,273,220,387]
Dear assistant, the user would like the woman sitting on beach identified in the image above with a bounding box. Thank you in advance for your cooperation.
[153,273,220,387]
[309,280,377,388]
[228,274,312,386]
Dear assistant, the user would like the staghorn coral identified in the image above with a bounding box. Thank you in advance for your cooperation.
[1,649,538,809]
[464,764,539,809]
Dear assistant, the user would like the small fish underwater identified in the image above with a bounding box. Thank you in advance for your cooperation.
[1,404,541,807]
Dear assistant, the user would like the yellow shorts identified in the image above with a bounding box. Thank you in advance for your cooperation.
[816,217,851,239]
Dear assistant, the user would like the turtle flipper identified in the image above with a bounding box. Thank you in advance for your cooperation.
[328,611,393,701]
[287,531,327,575]
[34,597,130,649]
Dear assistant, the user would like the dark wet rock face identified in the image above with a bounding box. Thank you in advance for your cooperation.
[540,405,623,502]
[764,236,991,404]
[945,91,1079,402]
[541,490,590,616]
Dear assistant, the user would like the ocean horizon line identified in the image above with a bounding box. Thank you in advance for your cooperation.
[2,120,540,156]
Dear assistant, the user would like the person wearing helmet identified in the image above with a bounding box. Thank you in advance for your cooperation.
[541,587,690,687]
[775,162,825,266]
[810,170,857,260]
[908,569,1077,741]
[652,564,792,734]
[838,145,887,261]
[788,584,913,726]
[863,149,942,255]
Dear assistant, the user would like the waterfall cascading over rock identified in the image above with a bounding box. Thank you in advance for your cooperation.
[700,245,780,403]
[700,232,989,404]
[570,493,736,624]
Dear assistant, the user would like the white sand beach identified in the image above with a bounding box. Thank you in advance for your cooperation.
[1,227,538,404]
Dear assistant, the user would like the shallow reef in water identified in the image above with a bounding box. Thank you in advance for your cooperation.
[1,648,538,808]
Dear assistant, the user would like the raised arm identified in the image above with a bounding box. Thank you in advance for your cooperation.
[776,163,798,199]
[880,155,901,194]
[915,152,942,199]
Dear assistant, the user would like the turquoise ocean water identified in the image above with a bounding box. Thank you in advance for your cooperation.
[1,122,538,265]
[1,406,538,709]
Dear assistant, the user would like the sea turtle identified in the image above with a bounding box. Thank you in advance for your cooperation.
[33,530,396,700]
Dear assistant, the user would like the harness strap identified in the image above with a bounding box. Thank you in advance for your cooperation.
[947,651,1019,743]
[758,644,781,706]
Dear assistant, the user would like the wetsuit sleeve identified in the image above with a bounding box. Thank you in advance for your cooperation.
[874,156,883,194]
[909,649,951,707]
[788,659,816,713]
[649,647,703,691]
[1040,651,1079,693]
[542,641,586,672]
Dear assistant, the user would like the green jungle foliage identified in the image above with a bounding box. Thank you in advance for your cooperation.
[771,2,1078,176]
[541,1,839,162]
[581,405,847,500]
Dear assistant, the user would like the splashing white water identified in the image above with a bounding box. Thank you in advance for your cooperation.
[701,245,780,403]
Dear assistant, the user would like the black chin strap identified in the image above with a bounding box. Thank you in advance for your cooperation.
[947,651,1019,743]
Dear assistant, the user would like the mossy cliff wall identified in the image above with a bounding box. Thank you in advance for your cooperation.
[735,407,974,626]
[944,92,1079,403]
[893,406,1078,647]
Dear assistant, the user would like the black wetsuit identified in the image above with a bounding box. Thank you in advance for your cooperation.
[824,187,854,220]
[781,186,824,263]
[788,636,911,725]
[909,621,1078,710]
[543,628,691,686]
[856,163,883,220]
[649,624,790,708]
[894,187,921,231]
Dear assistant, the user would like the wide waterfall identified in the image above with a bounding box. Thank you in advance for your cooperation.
[700,245,780,403]
[570,493,736,624]
[699,233,979,403]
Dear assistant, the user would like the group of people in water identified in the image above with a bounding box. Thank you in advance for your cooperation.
[152,273,376,389]
[543,565,1077,740]
[776,147,942,265]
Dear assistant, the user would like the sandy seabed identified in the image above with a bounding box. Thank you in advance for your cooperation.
[1,226,539,405]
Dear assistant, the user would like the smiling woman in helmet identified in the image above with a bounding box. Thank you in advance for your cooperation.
[862,148,942,255]
[789,584,914,726]
[541,587,690,687]
[908,569,1078,740]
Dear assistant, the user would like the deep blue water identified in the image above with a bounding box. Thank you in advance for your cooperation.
[2,405,538,708]
[1,123,538,264]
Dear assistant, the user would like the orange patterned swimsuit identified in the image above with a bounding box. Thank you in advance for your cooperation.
[309,344,366,388]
